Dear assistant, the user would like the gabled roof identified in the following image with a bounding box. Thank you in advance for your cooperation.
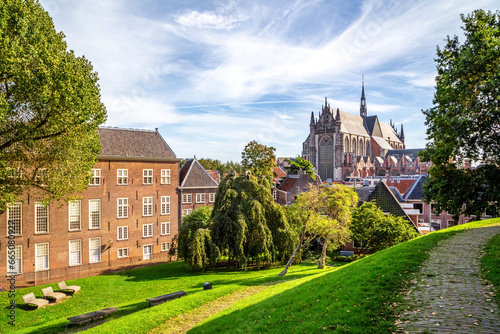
[386,148,424,160]
[206,170,220,184]
[338,110,370,137]
[372,136,393,150]
[179,158,219,189]
[273,166,287,179]
[380,123,402,143]
[404,175,427,200]
[98,127,177,160]
[364,115,382,137]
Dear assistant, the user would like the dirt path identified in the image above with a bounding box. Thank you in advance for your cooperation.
[149,284,271,334]
[397,225,500,333]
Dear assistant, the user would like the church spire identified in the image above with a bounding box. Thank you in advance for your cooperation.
[310,111,315,126]
[400,123,405,143]
[360,75,367,118]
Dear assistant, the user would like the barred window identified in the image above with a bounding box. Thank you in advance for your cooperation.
[68,200,81,230]
[35,202,49,233]
[89,237,101,263]
[69,240,81,266]
[89,199,101,229]
[35,243,49,271]
[7,203,22,235]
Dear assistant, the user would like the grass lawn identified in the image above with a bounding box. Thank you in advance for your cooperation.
[481,231,500,305]
[2,218,499,334]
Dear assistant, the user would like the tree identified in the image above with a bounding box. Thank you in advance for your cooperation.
[0,0,107,210]
[277,184,358,276]
[285,156,316,180]
[241,140,276,180]
[211,172,294,268]
[350,202,419,252]
[177,206,219,270]
[420,10,500,219]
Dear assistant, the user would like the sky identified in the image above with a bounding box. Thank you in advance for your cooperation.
[39,0,498,162]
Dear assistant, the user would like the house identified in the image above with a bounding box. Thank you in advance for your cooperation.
[275,172,321,205]
[1,127,180,286]
[178,158,219,224]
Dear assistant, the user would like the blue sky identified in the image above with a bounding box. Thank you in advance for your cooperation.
[40,0,498,162]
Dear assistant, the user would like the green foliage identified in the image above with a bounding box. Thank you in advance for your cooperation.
[241,140,276,180]
[351,202,419,252]
[285,155,316,180]
[196,158,243,174]
[420,10,500,219]
[211,172,294,268]
[177,206,219,270]
[0,0,107,210]
[481,232,500,305]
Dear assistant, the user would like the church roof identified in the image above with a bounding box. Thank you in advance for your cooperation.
[98,127,177,160]
[387,148,424,160]
[372,136,393,150]
[338,110,370,137]
[380,122,402,143]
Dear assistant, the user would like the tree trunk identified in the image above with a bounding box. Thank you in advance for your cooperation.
[277,227,306,276]
[317,239,327,269]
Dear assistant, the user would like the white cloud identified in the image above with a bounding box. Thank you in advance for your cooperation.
[175,10,245,30]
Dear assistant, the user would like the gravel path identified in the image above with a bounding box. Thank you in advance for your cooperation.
[397,225,500,333]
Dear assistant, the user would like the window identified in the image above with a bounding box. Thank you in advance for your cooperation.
[182,194,192,204]
[143,224,153,238]
[89,199,101,229]
[182,209,192,218]
[69,239,82,266]
[143,197,153,216]
[161,222,171,235]
[117,248,129,258]
[35,243,49,271]
[117,226,128,240]
[117,198,128,218]
[89,169,101,185]
[209,193,216,203]
[117,169,128,185]
[89,237,101,263]
[35,202,49,233]
[196,193,206,203]
[161,169,171,184]
[69,200,81,230]
[7,203,22,236]
[143,169,153,184]
[161,196,170,215]
[161,242,170,252]
[413,203,424,214]
[143,245,153,260]
[7,245,22,275]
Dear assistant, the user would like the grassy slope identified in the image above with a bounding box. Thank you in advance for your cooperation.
[191,219,500,334]
[481,231,500,305]
[0,261,327,334]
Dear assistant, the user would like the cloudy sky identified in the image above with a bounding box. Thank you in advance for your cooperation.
[40,0,497,162]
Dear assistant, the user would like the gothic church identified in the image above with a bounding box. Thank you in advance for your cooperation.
[302,81,405,181]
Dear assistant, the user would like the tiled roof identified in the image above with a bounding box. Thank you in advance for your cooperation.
[404,175,427,200]
[206,170,220,184]
[386,148,424,160]
[179,158,219,188]
[98,127,177,159]
[273,166,287,179]
[385,179,417,195]
[278,175,299,191]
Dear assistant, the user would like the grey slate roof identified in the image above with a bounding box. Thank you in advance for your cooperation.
[179,158,219,188]
[386,148,424,160]
[372,136,393,150]
[404,175,427,200]
[380,122,402,143]
[338,110,370,137]
[98,127,177,159]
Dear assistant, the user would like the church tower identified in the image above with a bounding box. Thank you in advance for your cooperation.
[360,76,367,118]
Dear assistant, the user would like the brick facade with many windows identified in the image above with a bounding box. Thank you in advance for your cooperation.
[0,127,180,286]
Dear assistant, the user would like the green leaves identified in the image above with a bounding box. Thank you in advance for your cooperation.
[241,140,276,181]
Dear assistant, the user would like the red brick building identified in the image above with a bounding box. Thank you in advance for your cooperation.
[1,127,180,286]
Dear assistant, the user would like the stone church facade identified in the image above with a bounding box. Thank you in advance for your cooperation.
[302,82,406,181]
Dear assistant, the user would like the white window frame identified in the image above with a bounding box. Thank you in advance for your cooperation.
[182,194,192,204]
[143,244,153,260]
[161,196,170,215]
[35,202,49,234]
[35,243,49,271]
[209,193,216,203]
[7,245,22,275]
[161,169,171,184]
[117,169,128,185]
[89,237,101,264]
[196,193,206,203]
[161,242,170,252]
[7,202,22,236]
[117,198,128,218]
[143,223,153,238]
[161,222,171,235]
[89,169,101,185]
[68,200,81,231]
[182,209,192,218]
[89,199,101,229]
[143,169,153,184]
[117,247,129,258]
[117,226,129,241]
[143,197,153,217]
[69,239,82,266]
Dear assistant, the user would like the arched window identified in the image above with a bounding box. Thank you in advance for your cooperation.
[344,137,350,152]
[365,140,370,156]
[358,138,363,155]
[352,139,357,155]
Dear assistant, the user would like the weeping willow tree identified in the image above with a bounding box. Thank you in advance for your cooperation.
[211,172,295,268]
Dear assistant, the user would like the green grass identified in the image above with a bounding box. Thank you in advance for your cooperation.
[481,231,500,305]
[2,219,499,334]
[190,219,500,333]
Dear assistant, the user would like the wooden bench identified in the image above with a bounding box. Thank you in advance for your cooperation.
[67,307,118,328]
[22,292,49,309]
[147,291,186,306]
